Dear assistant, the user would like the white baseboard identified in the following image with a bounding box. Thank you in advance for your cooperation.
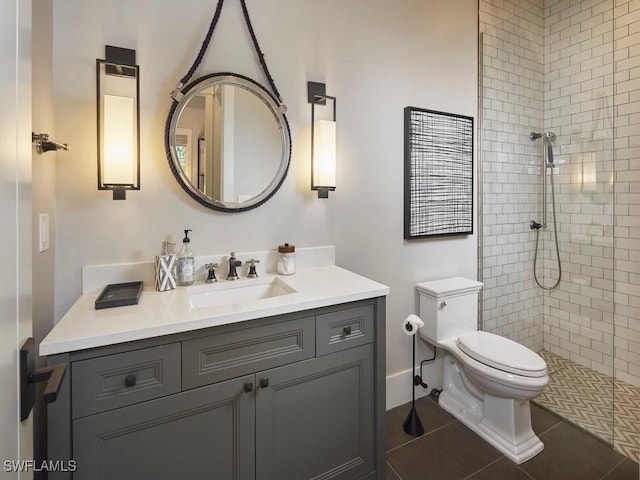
[386,358,443,411]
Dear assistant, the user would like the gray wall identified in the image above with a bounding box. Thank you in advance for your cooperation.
[50,0,479,408]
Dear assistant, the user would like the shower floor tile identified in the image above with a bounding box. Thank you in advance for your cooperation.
[536,351,640,463]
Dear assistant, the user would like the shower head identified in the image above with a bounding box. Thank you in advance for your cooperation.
[530,131,556,164]
[544,132,556,165]
[546,142,554,165]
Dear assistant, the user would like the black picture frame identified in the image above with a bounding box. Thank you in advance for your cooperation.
[404,107,474,239]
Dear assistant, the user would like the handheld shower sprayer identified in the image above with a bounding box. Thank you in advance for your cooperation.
[544,132,556,165]
[530,131,556,166]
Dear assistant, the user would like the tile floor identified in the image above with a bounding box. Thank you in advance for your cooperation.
[537,351,640,463]
[386,396,640,480]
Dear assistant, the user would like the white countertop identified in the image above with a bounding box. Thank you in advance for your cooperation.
[40,265,389,356]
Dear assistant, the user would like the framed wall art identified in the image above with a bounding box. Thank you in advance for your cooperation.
[404,107,474,239]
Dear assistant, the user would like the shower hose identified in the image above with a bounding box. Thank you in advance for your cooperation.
[533,167,562,290]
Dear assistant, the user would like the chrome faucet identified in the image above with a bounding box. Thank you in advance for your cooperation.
[246,259,260,278]
[204,263,218,283]
[227,252,242,280]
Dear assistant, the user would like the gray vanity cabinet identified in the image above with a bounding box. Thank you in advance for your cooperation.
[72,374,256,480]
[47,298,385,480]
[256,344,374,480]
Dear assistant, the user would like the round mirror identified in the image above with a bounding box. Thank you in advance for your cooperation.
[166,73,291,212]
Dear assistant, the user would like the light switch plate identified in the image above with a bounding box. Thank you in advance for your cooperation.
[39,213,49,253]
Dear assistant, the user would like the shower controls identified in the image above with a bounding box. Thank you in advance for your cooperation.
[530,220,543,230]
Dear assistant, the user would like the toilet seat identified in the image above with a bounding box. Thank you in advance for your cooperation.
[456,331,547,378]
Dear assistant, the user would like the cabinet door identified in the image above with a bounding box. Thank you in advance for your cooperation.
[256,344,374,480]
[73,375,255,480]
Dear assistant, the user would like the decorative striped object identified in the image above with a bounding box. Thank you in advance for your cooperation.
[404,107,474,239]
[154,254,177,292]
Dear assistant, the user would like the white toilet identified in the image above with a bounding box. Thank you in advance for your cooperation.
[417,277,548,464]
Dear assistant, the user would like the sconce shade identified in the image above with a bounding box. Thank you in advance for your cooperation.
[313,119,336,190]
[308,81,337,199]
[103,95,135,185]
[97,46,140,200]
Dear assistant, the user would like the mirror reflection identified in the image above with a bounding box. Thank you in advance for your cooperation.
[167,74,290,212]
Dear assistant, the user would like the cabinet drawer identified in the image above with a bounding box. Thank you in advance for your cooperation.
[182,316,315,390]
[316,305,374,356]
[72,343,181,419]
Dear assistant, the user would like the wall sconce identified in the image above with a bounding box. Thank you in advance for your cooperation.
[97,45,140,200]
[307,82,336,198]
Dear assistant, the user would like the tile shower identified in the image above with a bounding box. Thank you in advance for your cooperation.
[479,0,640,463]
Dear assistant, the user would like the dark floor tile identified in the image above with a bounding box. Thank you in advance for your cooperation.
[386,461,403,480]
[601,458,640,480]
[466,458,533,480]
[531,402,563,436]
[420,421,502,474]
[386,396,455,451]
[519,422,626,480]
[387,438,469,480]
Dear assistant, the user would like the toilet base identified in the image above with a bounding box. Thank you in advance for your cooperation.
[439,392,543,464]
[438,354,544,464]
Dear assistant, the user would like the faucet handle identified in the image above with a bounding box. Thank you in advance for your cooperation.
[227,253,241,280]
[246,259,260,278]
[204,263,219,283]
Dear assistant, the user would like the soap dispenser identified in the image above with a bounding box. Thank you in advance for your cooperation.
[176,229,195,286]
[154,241,176,292]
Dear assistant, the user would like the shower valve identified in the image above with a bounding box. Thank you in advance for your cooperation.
[530,220,543,230]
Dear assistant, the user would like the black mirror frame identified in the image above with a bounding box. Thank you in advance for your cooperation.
[165,72,291,213]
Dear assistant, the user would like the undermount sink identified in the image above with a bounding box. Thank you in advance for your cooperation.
[187,276,297,309]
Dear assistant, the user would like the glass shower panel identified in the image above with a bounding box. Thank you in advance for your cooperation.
[540,0,616,447]
[479,0,618,450]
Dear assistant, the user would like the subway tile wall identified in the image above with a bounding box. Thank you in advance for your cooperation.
[479,0,546,351]
[480,0,640,388]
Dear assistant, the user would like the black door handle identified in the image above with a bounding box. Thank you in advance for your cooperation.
[259,378,269,388]
[20,337,68,421]
[342,326,352,337]
[244,382,253,393]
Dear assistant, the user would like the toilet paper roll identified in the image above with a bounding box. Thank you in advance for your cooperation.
[402,314,424,336]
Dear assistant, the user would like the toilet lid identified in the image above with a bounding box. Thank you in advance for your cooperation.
[456,331,547,378]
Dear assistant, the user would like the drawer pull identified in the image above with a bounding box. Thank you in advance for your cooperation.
[244,382,253,393]
[259,378,269,389]
[124,374,137,388]
[342,326,352,337]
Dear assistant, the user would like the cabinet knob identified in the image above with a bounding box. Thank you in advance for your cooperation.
[342,326,352,337]
[244,382,253,393]
[124,374,137,388]
[259,378,269,389]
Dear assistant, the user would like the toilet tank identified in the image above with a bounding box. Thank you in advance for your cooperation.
[417,277,483,343]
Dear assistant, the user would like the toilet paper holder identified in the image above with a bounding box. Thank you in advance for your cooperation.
[402,314,424,335]
[402,314,425,437]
